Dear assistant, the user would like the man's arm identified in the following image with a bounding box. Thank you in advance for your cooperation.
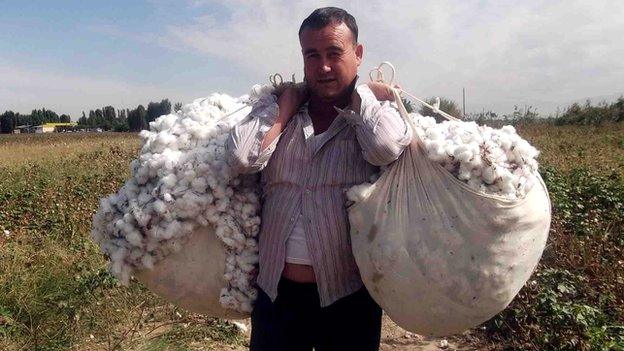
[226,84,307,174]
[340,82,413,166]
[260,83,308,151]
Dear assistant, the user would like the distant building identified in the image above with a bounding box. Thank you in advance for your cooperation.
[33,122,78,133]
[14,125,32,133]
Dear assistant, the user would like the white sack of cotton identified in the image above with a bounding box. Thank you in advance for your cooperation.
[347,90,551,336]
[91,85,274,318]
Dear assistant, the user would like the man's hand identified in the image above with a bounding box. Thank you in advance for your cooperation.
[350,82,399,115]
[366,82,398,102]
[260,83,309,152]
[275,83,309,121]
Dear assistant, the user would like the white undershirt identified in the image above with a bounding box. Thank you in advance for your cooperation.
[285,212,312,265]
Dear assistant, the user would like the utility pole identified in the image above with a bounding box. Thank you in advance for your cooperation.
[462,87,466,117]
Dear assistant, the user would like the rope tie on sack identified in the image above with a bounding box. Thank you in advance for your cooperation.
[369,61,461,122]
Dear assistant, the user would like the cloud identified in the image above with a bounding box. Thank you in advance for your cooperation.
[0,62,187,119]
[160,0,624,114]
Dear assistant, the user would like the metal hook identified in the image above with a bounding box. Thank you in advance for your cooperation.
[368,61,396,86]
[269,73,283,87]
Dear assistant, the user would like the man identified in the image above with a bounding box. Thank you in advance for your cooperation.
[227,7,412,351]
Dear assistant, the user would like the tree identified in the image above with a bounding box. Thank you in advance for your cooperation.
[147,99,173,124]
[88,110,96,127]
[114,108,128,132]
[31,109,44,126]
[12,113,20,128]
[136,105,147,130]
[174,102,183,112]
[401,98,414,113]
[419,97,462,121]
[78,111,87,126]
[159,99,172,115]
[613,96,624,122]
[59,114,71,123]
[146,102,161,124]
[102,106,116,130]
[94,109,104,128]
[1,111,16,133]
[128,105,148,132]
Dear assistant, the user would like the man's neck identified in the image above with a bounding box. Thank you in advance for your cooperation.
[308,76,358,121]
[308,93,351,120]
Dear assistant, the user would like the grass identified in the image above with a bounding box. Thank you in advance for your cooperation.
[1,124,623,350]
[0,132,245,351]
[517,123,624,177]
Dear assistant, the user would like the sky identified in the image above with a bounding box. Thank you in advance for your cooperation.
[1,0,623,120]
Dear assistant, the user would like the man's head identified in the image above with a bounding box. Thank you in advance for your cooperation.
[299,7,363,103]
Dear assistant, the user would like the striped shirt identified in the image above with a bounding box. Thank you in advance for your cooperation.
[226,84,412,307]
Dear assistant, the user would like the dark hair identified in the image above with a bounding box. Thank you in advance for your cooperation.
[298,7,358,44]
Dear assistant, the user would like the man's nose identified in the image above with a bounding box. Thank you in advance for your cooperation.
[320,58,331,73]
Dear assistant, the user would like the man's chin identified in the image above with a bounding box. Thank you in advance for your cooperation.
[311,88,345,102]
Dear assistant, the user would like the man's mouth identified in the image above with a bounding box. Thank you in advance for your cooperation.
[318,78,336,84]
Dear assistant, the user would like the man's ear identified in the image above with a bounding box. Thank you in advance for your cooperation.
[355,43,363,67]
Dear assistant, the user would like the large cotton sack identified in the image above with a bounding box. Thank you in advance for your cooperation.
[348,92,551,336]
[135,225,249,319]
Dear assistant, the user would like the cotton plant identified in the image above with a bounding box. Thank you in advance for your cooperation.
[91,85,274,313]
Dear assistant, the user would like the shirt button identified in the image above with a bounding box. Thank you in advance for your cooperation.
[305,189,311,195]
[290,217,295,222]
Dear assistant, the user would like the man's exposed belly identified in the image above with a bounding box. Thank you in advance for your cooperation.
[282,262,317,283]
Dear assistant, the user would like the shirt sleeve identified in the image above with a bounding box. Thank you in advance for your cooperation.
[226,94,281,174]
[338,84,413,166]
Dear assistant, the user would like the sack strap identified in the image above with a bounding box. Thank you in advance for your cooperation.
[369,62,461,122]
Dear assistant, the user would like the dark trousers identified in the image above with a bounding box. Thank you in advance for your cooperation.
[250,278,382,351]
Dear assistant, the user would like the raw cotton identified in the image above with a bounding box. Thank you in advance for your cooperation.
[347,114,540,204]
[347,90,551,336]
[91,85,273,315]
[413,115,538,200]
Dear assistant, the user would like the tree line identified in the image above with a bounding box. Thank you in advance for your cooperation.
[3,95,623,134]
[464,96,624,127]
[0,99,183,134]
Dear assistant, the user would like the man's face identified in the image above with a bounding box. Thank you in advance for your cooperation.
[299,22,363,102]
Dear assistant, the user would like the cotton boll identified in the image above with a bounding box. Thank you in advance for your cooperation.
[482,166,497,185]
[114,219,125,231]
[191,177,208,193]
[497,178,516,194]
[153,200,167,214]
[215,198,230,212]
[501,125,516,135]
[457,165,472,181]
[426,128,445,140]
[455,150,473,163]
[499,137,513,151]
[161,174,177,189]
[444,144,457,158]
